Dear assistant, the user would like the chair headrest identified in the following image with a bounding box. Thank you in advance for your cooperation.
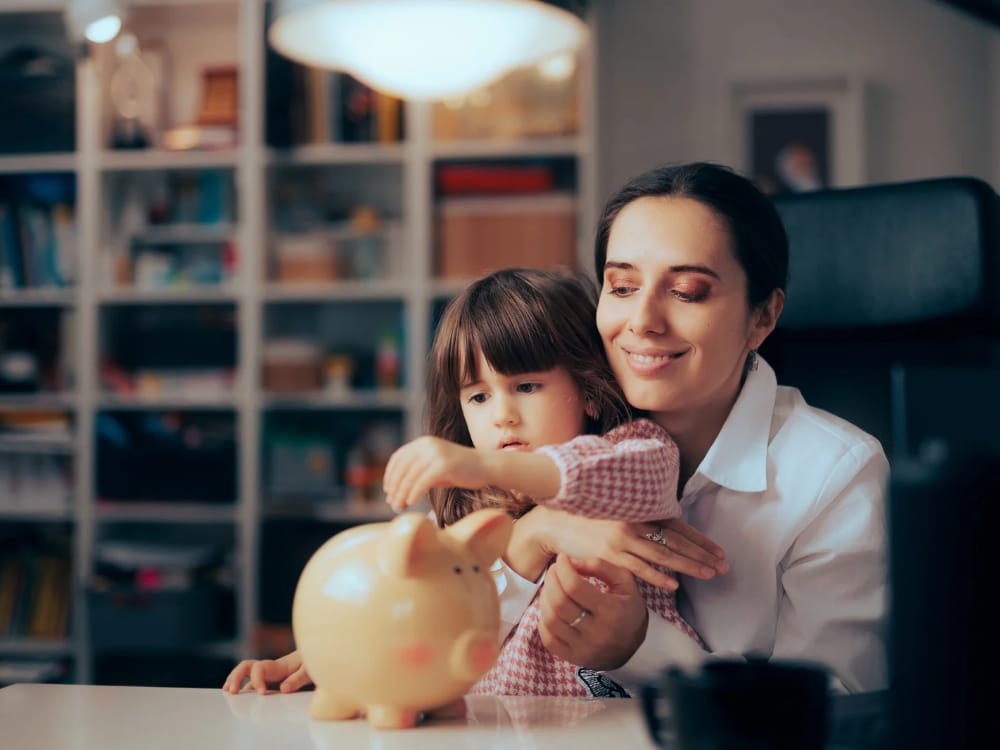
[773,177,999,330]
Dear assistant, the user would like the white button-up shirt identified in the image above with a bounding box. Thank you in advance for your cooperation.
[495,358,888,694]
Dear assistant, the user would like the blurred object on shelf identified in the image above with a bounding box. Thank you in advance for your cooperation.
[95,411,237,502]
[262,338,323,393]
[266,432,337,498]
[433,57,579,141]
[0,45,75,154]
[323,354,354,395]
[195,65,238,127]
[0,174,77,290]
[436,163,554,195]
[129,240,234,290]
[343,205,382,279]
[345,421,401,507]
[161,63,239,151]
[436,193,576,279]
[0,351,39,394]
[102,304,237,380]
[133,368,235,399]
[162,124,237,151]
[273,234,340,283]
[0,528,72,641]
[0,659,69,686]
[89,538,234,651]
[107,33,164,150]
[374,332,400,390]
[0,308,71,393]
[252,622,294,658]
[0,451,72,513]
[0,409,71,437]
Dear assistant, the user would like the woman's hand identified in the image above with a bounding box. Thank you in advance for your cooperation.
[222,650,311,694]
[510,506,728,590]
[537,555,649,671]
[383,437,488,511]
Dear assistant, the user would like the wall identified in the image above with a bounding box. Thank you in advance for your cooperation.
[596,0,998,201]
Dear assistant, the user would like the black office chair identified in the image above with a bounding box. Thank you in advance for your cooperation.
[762,177,999,750]
[762,176,1000,462]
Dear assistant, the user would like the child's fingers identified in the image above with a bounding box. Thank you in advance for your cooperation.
[280,666,312,693]
[249,661,273,694]
[222,661,252,693]
[394,460,431,509]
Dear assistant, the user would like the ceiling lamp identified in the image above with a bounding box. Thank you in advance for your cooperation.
[65,0,125,44]
[268,0,587,100]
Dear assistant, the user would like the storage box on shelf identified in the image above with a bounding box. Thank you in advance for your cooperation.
[0,0,593,685]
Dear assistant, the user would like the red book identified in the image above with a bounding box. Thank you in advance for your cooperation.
[436,165,554,195]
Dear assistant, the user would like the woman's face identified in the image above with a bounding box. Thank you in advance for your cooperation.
[596,196,774,426]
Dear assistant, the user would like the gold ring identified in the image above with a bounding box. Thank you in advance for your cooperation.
[569,609,589,628]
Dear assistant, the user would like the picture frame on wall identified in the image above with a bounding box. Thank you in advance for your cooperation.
[731,76,866,196]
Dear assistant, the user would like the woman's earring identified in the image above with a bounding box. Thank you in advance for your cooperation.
[748,349,759,372]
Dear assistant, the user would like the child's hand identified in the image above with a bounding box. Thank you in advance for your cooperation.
[222,650,311,694]
[383,436,489,511]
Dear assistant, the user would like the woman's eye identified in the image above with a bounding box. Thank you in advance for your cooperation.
[671,288,709,303]
[516,382,541,394]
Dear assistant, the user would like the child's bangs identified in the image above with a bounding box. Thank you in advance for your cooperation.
[461,298,561,382]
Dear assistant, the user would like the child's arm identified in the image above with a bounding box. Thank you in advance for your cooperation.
[382,436,562,511]
[383,419,678,520]
[535,419,680,522]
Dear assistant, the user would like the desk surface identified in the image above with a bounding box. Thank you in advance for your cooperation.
[1,684,658,750]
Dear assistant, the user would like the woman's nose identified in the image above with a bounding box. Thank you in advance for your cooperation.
[627,290,666,335]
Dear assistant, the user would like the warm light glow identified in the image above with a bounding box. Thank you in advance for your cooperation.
[269,0,587,100]
[84,15,121,44]
[537,52,576,82]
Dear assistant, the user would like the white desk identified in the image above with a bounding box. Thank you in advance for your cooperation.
[0,684,659,750]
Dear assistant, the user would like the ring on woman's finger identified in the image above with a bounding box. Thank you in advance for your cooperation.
[568,608,590,628]
[645,526,667,546]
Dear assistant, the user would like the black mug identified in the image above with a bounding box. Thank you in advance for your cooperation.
[640,658,829,750]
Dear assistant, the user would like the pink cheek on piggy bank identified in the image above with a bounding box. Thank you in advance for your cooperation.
[398,642,434,669]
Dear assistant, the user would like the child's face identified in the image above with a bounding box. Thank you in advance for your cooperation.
[459,349,588,452]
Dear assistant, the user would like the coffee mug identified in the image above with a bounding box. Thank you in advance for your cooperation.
[640,657,829,750]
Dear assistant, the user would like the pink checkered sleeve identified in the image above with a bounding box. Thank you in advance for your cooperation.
[535,418,680,522]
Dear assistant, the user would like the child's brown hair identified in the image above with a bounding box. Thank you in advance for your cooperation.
[427,267,631,526]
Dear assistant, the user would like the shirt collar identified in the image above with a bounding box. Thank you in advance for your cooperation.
[690,357,777,493]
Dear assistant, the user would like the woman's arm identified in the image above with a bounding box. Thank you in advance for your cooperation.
[770,445,889,693]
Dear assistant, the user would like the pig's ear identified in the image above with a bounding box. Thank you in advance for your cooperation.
[446,509,513,567]
[378,512,440,578]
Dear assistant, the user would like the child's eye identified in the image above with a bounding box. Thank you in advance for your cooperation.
[516,382,541,394]
[467,392,489,404]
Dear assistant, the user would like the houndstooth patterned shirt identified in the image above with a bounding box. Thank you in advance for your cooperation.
[470,419,705,697]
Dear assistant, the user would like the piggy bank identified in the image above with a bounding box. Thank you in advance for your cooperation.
[292,509,513,729]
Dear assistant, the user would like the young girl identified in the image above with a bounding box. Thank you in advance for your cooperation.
[382,267,704,697]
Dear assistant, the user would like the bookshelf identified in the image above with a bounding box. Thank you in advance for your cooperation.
[0,0,596,687]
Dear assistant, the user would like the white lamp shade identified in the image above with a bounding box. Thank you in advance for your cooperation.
[268,0,587,100]
[65,0,124,44]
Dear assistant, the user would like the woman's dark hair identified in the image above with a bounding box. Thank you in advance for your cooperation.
[594,162,789,309]
[427,267,631,526]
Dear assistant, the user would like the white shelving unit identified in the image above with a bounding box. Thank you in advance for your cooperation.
[0,0,596,686]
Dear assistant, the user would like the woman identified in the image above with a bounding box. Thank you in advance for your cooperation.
[499,162,888,694]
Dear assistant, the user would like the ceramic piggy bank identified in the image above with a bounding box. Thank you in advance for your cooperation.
[292,509,512,729]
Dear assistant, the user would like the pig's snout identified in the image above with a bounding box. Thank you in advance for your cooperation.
[449,629,499,682]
